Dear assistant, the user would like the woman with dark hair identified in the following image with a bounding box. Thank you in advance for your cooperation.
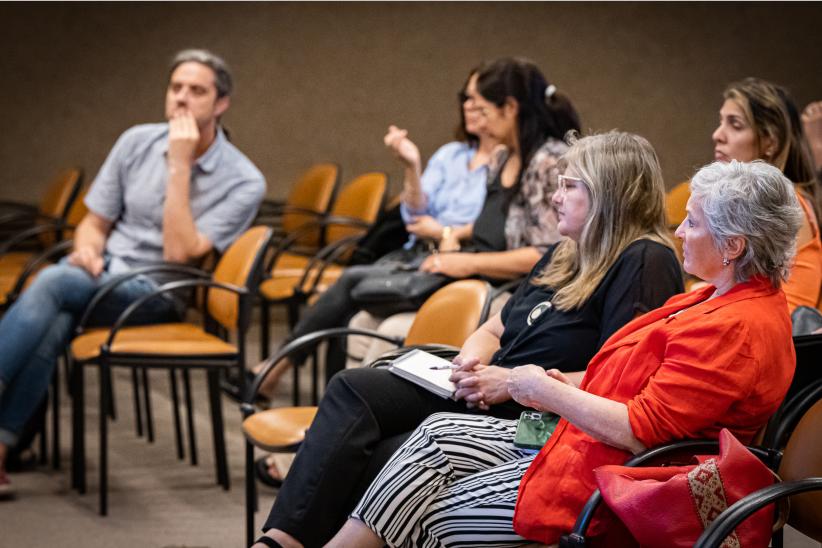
[348,57,583,365]
[248,66,497,403]
[709,78,822,330]
[256,58,581,395]
[252,131,684,548]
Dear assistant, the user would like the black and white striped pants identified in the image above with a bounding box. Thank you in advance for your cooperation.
[351,412,535,547]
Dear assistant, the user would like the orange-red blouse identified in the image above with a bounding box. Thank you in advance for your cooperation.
[784,191,822,311]
[513,276,795,544]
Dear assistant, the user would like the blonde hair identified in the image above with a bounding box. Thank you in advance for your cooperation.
[534,131,674,310]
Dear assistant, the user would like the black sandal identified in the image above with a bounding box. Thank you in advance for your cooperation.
[254,456,284,489]
[254,536,283,548]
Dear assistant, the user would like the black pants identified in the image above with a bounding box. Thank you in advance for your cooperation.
[262,367,523,547]
[286,264,396,364]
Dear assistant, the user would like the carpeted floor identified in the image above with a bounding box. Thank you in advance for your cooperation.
[1,309,819,547]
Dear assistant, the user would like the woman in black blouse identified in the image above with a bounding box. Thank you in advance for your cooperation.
[253,131,684,548]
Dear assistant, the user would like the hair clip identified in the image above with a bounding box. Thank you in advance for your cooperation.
[545,84,557,100]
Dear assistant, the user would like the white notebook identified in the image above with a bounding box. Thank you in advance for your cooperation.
[388,349,457,399]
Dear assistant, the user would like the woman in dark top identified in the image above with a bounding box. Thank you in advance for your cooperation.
[253,131,684,548]
[254,57,581,396]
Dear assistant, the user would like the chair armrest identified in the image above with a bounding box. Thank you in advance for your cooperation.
[76,264,211,333]
[694,478,822,548]
[101,278,246,351]
[6,239,75,303]
[0,208,58,228]
[764,381,822,451]
[264,215,371,271]
[0,220,69,256]
[246,327,404,406]
[321,214,371,230]
[298,234,363,293]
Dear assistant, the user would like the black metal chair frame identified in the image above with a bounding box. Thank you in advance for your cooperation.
[70,229,271,516]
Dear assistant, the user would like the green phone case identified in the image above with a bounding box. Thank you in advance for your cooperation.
[513,411,560,450]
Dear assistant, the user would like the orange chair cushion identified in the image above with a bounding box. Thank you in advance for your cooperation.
[0,252,35,269]
[260,253,344,301]
[242,406,318,451]
[72,323,237,361]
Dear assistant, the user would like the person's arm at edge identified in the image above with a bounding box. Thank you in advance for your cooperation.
[456,312,505,365]
[68,211,114,277]
[508,365,645,454]
[457,247,543,280]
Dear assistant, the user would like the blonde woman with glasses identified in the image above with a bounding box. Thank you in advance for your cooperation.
[253,131,683,548]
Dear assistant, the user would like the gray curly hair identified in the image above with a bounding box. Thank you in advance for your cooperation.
[169,49,233,98]
[689,160,802,288]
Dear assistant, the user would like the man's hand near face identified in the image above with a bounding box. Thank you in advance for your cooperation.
[162,108,213,263]
[167,109,199,172]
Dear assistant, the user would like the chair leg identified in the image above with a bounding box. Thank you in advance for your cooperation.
[142,368,154,443]
[105,365,116,420]
[131,368,143,437]
[206,370,229,489]
[51,364,60,470]
[292,360,300,407]
[245,438,256,548]
[311,348,319,406]
[99,359,110,516]
[183,369,198,466]
[169,369,184,460]
[260,300,270,362]
[772,528,783,548]
[37,415,47,465]
[71,360,86,494]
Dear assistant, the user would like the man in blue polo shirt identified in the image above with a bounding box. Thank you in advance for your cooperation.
[0,49,265,496]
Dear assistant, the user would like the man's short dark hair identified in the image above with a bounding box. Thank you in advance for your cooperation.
[169,49,233,98]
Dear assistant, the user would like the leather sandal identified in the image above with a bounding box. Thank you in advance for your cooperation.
[254,456,284,489]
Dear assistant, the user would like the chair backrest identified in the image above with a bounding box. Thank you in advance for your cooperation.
[38,188,88,248]
[665,180,689,262]
[405,280,489,347]
[281,163,340,246]
[665,180,690,229]
[778,397,822,540]
[325,172,387,244]
[38,167,83,219]
[208,226,273,330]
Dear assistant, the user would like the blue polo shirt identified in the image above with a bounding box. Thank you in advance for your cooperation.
[85,123,265,277]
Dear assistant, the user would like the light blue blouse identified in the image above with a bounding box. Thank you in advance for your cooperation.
[400,141,488,247]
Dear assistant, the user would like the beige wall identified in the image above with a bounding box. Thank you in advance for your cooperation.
[1,2,820,204]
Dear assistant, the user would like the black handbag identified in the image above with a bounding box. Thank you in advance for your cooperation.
[350,270,450,317]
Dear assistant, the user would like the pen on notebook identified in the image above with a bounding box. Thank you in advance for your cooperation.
[429,364,455,370]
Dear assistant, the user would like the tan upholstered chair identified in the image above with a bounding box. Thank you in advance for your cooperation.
[695,396,822,547]
[0,167,84,244]
[240,279,491,546]
[255,163,340,249]
[0,189,88,311]
[69,226,273,516]
[257,172,387,363]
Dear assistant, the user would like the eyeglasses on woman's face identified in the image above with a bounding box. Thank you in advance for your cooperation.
[557,174,587,194]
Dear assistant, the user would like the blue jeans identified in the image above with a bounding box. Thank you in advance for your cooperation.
[0,260,179,447]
